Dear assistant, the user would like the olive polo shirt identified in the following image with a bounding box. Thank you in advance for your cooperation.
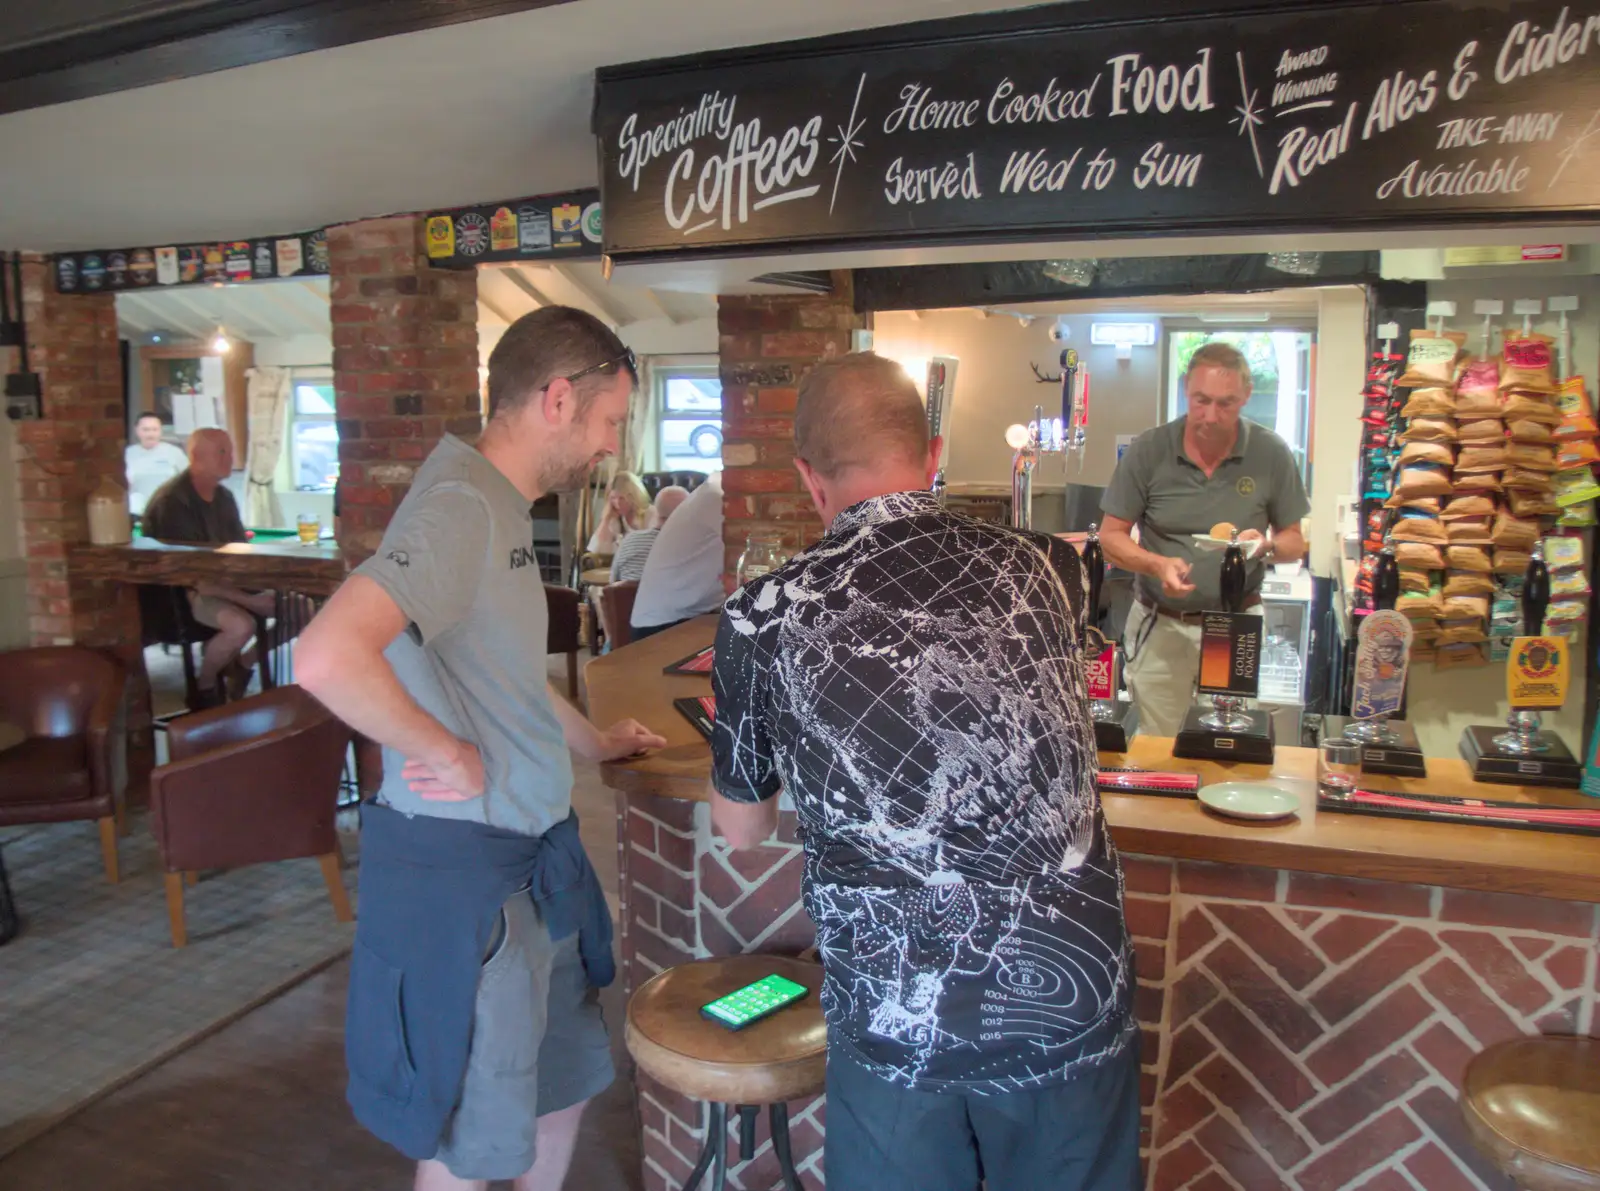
[1100,417,1309,613]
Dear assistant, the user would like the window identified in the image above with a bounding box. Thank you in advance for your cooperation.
[658,366,722,474]
[290,376,339,492]
[1165,326,1314,480]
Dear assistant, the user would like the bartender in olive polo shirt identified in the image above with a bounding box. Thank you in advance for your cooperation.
[1100,342,1310,736]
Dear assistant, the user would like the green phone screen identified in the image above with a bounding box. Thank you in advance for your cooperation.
[701,973,809,1029]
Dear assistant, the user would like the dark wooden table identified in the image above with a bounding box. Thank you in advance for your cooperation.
[0,721,22,944]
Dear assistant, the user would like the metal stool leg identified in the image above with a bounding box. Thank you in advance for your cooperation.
[682,1101,726,1191]
[737,1105,759,1161]
[770,1102,803,1191]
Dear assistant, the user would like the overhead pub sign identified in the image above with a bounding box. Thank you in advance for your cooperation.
[593,0,1600,261]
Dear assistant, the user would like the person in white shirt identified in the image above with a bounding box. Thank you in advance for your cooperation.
[609,484,690,583]
[125,413,188,516]
[630,471,724,638]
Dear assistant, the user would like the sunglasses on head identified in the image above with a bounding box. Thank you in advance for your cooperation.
[545,348,638,391]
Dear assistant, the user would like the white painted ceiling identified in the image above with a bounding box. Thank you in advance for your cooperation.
[0,0,1035,253]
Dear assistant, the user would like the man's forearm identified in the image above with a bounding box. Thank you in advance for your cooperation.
[1100,530,1168,579]
[1271,526,1307,564]
[547,680,605,756]
[298,644,463,770]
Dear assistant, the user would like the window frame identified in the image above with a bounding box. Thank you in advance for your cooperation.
[288,368,338,494]
[655,361,723,474]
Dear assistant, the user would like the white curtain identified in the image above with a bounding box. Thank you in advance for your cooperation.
[244,366,291,528]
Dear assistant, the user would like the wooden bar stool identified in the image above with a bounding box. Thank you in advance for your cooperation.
[1460,1037,1600,1190]
[626,955,826,1191]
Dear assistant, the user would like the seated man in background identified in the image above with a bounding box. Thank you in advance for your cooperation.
[629,470,724,640]
[125,412,188,517]
[142,427,274,703]
[609,484,690,583]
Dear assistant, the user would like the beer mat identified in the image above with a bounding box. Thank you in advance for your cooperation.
[674,696,715,741]
[1097,768,1202,798]
[664,645,716,675]
[1317,787,1600,837]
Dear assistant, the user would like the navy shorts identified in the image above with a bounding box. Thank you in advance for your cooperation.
[823,1038,1142,1191]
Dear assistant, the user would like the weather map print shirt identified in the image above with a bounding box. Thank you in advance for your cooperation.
[710,491,1135,1093]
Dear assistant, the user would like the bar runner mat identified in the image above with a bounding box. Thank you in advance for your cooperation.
[1318,787,1600,837]
[674,696,715,740]
[1097,768,1201,798]
[664,645,715,676]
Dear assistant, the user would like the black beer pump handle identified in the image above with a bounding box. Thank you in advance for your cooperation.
[1220,534,1246,614]
[1523,548,1550,636]
[1081,525,1104,625]
[1373,542,1401,612]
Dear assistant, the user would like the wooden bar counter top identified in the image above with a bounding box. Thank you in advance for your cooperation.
[71,538,347,597]
[589,616,1600,904]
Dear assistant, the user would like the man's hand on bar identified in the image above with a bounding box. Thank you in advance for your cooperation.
[588,719,668,763]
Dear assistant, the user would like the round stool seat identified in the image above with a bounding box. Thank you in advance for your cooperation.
[625,955,826,1105]
[1461,1037,1600,1191]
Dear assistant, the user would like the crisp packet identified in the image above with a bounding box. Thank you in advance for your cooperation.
[1551,569,1591,599]
[1546,598,1587,624]
[1542,535,1585,571]
[1558,500,1597,527]
[1554,467,1600,507]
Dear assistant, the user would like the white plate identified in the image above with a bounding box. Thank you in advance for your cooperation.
[1189,535,1263,559]
[1197,782,1300,821]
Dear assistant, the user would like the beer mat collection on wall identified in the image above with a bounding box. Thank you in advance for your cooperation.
[1318,785,1600,835]
[52,230,327,293]
[422,189,602,268]
[663,645,716,675]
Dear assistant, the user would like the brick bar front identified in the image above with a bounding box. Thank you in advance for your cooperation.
[617,791,1598,1191]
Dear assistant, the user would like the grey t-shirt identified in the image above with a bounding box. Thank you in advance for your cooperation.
[1100,417,1310,612]
[354,435,572,837]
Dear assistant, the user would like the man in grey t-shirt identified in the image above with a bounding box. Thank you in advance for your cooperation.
[297,307,664,1190]
[1099,342,1310,736]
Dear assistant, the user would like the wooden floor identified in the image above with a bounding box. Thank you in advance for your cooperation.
[0,650,641,1190]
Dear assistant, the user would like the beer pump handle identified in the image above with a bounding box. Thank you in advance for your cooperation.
[1219,529,1247,614]
[1372,538,1401,612]
[1082,524,1104,627]
[1523,543,1550,636]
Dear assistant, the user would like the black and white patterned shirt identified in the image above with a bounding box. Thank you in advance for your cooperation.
[711,491,1134,1093]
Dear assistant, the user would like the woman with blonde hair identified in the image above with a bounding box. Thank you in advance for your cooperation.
[586,470,650,555]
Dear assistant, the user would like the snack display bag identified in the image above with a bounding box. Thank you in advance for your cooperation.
[1553,468,1600,506]
[1502,468,1553,492]
[1386,494,1442,514]
[1492,548,1532,574]
[1397,463,1454,498]
[1400,417,1458,443]
[1401,388,1457,417]
[1447,544,1492,572]
[1399,568,1435,594]
[1456,418,1506,442]
[1455,444,1508,471]
[1396,540,1446,569]
[1499,333,1558,393]
[1451,471,1503,493]
[1554,377,1598,439]
[1436,621,1489,646]
[1441,594,1491,621]
[1502,392,1563,424]
[1441,494,1497,519]
[1436,643,1489,669]
[1546,598,1588,624]
[1508,489,1561,518]
[1399,440,1455,467]
[1445,518,1493,545]
[1542,535,1585,571]
[1507,442,1558,471]
[1398,588,1444,619]
[1443,571,1495,596]
[1489,510,1540,550]
[1455,386,1506,418]
[1555,439,1600,470]
[1390,514,1447,543]
[1507,418,1553,443]
[1557,500,1597,526]
[1551,569,1591,599]
[1397,331,1466,387]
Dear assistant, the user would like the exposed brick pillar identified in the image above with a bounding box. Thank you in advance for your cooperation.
[717,274,870,584]
[11,254,151,791]
[327,216,480,568]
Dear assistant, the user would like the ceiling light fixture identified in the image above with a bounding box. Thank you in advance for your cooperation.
[212,325,230,354]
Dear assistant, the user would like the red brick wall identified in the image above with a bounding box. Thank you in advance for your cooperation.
[717,276,869,584]
[619,809,1600,1191]
[10,255,150,782]
[327,216,479,568]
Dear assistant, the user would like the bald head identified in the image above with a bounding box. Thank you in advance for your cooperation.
[651,484,690,528]
[793,353,929,480]
[187,428,234,485]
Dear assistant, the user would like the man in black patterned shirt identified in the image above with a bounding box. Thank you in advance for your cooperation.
[710,354,1138,1191]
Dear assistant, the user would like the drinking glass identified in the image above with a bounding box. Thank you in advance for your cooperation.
[1318,738,1363,794]
[297,512,321,545]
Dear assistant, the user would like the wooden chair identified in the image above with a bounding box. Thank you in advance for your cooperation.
[626,956,825,1191]
[598,580,639,652]
[1460,1036,1600,1190]
[545,584,582,703]
[149,686,353,947]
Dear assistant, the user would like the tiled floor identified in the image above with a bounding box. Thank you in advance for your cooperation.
[0,649,641,1191]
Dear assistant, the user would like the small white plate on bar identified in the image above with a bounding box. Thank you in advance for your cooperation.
[1197,782,1299,821]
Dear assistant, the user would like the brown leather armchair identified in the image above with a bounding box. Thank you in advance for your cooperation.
[546,583,581,702]
[149,685,353,947]
[0,647,127,884]
[598,580,639,652]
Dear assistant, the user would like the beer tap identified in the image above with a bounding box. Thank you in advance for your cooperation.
[1199,530,1255,733]
[1496,543,1553,756]
[1007,403,1066,530]
[1061,349,1088,472]
[1344,536,1404,747]
[924,357,958,505]
[1080,524,1118,721]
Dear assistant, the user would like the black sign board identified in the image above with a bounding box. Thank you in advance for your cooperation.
[594,0,1600,260]
[53,230,327,294]
[423,189,603,268]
